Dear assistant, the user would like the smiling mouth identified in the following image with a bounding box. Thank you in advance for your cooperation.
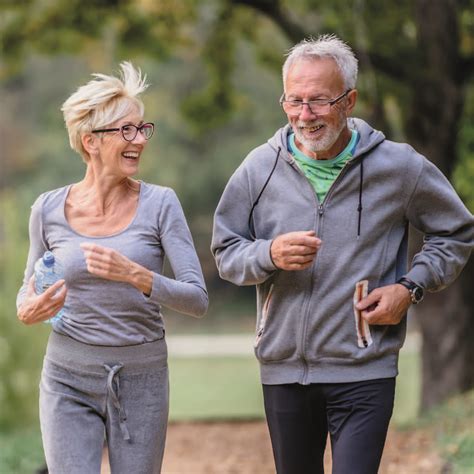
[302,124,324,133]
[122,152,140,160]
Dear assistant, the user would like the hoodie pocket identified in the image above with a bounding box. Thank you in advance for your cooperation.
[254,284,274,348]
[254,285,297,362]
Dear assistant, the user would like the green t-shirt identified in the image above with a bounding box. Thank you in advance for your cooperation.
[288,130,359,203]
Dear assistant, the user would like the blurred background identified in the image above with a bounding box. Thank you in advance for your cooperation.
[1,0,473,472]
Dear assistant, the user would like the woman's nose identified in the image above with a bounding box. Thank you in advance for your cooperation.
[132,131,147,145]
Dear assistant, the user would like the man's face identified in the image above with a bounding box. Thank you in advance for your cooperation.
[284,58,356,160]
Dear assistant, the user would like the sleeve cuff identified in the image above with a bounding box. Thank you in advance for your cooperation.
[258,239,278,272]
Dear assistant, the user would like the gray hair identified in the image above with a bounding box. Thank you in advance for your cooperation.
[61,61,149,159]
[282,34,358,90]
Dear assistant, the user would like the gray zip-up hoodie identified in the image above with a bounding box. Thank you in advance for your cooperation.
[211,118,473,385]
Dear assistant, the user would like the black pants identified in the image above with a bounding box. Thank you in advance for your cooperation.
[263,378,395,474]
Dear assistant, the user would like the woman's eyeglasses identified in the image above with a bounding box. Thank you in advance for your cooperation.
[92,122,155,141]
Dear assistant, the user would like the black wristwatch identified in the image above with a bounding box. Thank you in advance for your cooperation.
[397,277,424,304]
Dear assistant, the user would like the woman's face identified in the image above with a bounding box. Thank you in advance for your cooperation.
[93,107,149,178]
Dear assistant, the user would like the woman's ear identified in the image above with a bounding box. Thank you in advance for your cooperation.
[81,133,99,156]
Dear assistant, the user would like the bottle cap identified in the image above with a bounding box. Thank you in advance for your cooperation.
[43,251,55,267]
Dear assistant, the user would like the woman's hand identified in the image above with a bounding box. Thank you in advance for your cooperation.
[80,243,153,295]
[17,276,67,325]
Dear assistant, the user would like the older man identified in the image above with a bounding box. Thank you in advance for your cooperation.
[211,35,473,473]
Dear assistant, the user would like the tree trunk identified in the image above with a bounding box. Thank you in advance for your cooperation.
[407,0,473,412]
[413,259,474,411]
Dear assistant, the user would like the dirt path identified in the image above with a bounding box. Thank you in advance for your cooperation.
[102,419,445,473]
[162,420,444,473]
[160,420,444,473]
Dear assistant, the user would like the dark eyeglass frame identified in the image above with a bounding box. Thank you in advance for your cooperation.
[280,89,352,116]
[92,122,155,141]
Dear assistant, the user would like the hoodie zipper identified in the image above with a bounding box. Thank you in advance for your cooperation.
[289,152,364,384]
[286,155,319,383]
[320,154,364,209]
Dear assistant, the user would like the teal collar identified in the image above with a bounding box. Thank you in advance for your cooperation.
[289,129,359,166]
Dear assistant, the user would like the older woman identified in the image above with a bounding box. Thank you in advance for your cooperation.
[16,62,208,473]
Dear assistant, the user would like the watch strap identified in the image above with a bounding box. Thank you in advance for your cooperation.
[397,277,424,304]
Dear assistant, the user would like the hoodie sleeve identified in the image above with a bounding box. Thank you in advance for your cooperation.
[211,162,277,286]
[404,156,474,291]
[146,188,208,317]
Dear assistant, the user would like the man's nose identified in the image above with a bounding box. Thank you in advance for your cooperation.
[299,102,317,120]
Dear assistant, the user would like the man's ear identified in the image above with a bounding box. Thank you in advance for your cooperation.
[346,89,358,115]
[81,133,99,156]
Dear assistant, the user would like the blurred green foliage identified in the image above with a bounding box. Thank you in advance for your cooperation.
[0,191,51,431]
[417,390,474,472]
[0,428,46,474]
[454,87,474,211]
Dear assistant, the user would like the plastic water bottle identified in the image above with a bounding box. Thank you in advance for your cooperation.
[34,251,66,324]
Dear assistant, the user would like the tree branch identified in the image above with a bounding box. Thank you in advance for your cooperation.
[230,0,307,43]
[229,0,414,84]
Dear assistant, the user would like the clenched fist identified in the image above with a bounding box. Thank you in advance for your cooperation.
[270,230,321,271]
[80,242,153,295]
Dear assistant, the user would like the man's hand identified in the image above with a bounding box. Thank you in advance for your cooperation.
[356,284,411,325]
[270,231,321,271]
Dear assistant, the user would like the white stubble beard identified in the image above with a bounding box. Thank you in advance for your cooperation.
[293,111,347,154]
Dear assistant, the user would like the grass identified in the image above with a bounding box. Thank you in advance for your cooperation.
[419,389,474,472]
[0,429,45,474]
[394,349,420,424]
[169,356,264,420]
[168,349,421,424]
[166,337,421,424]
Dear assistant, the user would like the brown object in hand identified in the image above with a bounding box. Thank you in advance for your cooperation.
[353,280,373,348]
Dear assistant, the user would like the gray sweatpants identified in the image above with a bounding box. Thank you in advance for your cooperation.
[40,331,169,474]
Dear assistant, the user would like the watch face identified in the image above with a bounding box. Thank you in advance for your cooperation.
[412,286,424,303]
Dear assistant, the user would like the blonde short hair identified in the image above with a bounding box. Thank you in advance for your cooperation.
[61,61,149,158]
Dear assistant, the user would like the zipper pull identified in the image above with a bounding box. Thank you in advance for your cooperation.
[318,204,324,216]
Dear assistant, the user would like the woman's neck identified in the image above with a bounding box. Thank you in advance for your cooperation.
[73,169,139,215]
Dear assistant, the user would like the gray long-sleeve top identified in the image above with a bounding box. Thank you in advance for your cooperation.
[17,182,208,346]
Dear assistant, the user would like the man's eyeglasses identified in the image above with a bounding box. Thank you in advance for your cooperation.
[92,122,155,141]
[280,90,352,116]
